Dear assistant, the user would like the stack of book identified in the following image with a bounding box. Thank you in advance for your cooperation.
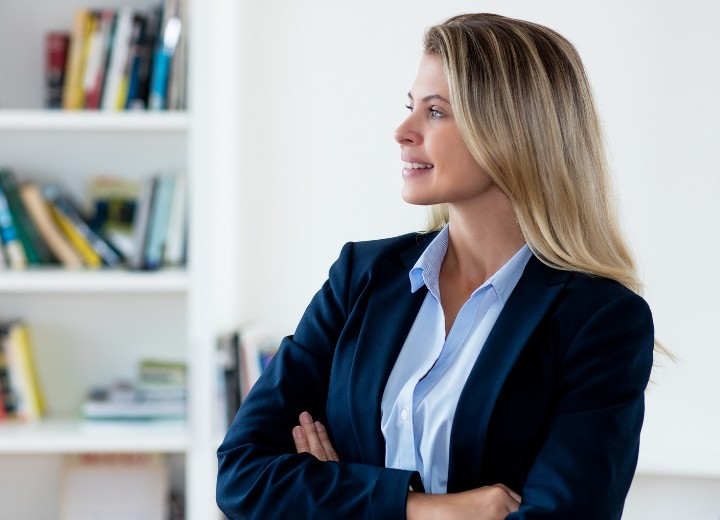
[45,0,186,111]
[0,168,187,271]
[0,320,45,421]
[82,359,186,420]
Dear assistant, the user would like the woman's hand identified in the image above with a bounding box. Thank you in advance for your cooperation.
[407,484,521,520]
[292,411,339,462]
[292,411,519,520]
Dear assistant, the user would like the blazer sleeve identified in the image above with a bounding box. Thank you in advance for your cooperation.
[216,242,416,520]
[508,292,655,520]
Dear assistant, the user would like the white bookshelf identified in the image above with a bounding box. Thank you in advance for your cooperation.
[0,0,241,518]
[0,110,189,131]
[0,268,188,293]
[0,418,188,453]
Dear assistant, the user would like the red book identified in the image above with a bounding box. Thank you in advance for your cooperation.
[45,32,70,109]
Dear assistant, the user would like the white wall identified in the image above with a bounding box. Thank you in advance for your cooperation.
[234,1,720,516]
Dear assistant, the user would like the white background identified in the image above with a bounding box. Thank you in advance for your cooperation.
[231,1,720,517]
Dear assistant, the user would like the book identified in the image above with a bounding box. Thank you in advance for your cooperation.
[238,327,278,399]
[127,7,162,110]
[0,233,6,269]
[0,321,45,421]
[101,8,134,110]
[129,176,156,270]
[62,9,93,110]
[86,176,141,259]
[138,359,186,386]
[20,183,84,269]
[83,10,116,110]
[82,359,186,420]
[45,32,70,109]
[149,0,183,110]
[0,169,56,265]
[43,184,123,268]
[166,0,187,110]
[162,174,186,266]
[81,385,185,420]
[0,333,14,418]
[216,331,243,430]
[60,453,168,520]
[143,174,175,270]
[0,178,27,269]
[122,13,149,111]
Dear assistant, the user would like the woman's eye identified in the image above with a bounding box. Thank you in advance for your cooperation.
[405,104,413,111]
[429,108,443,119]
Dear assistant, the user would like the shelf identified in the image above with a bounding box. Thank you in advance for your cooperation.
[636,444,720,479]
[0,417,188,454]
[0,110,189,132]
[0,268,189,293]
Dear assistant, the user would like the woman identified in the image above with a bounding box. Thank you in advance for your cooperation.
[217,13,655,520]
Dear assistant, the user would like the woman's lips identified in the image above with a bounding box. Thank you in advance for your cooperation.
[402,162,435,178]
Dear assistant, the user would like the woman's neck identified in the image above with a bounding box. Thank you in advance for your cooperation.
[443,191,526,288]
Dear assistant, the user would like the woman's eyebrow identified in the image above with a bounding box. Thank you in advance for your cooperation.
[407,93,451,104]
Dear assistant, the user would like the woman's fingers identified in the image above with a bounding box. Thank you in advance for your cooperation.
[298,412,329,461]
[292,425,310,454]
[293,412,340,462]
[493,483,522,505]
[315,421,339,462]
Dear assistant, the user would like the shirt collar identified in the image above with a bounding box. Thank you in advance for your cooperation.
[409,225,532,305]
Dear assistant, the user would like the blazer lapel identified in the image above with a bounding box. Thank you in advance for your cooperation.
[447,256,571,491]
[347,239,430,466]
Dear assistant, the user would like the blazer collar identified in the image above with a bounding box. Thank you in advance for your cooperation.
[447,255,571,491]
[348,233,434,465]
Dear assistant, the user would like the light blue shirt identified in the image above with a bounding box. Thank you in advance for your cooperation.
[380,225,532,493]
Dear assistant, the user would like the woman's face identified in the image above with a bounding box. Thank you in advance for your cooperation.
[394,54,494,208]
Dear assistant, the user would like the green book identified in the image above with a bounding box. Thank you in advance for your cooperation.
[0,170,56,264]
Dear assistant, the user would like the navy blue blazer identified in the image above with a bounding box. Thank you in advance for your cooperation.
[217,232,654,519]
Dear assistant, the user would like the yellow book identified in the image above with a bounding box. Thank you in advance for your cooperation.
[49,205,101,268]
[6,322,45,420]
[62,9,93,110]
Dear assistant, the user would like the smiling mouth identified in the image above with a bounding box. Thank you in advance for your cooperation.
[403,161,434,169]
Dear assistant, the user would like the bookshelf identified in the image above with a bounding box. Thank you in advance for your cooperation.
[0,111,189,131]
[0,418,188,453]
[0,0,241,518]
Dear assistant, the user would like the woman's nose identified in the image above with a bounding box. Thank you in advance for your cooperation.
[394,116,422,145]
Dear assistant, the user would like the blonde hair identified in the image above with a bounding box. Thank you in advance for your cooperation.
[424,14,666,355]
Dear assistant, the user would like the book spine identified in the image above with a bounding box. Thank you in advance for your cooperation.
[0,181,27,269]
[49,195,122,267]
[45,32,70,109]
[101,8,134,111]
[0,170,56,264]
[149,0,182,111]
[166,0,187,110]
[0,233,7,269]
[48,204,101,268]
[84,10,115,110]
[123,14,148,110]
[8,323,45,420]
[163,175,186,266]
[144,175,175,270]
[129,177,157,270]
[62,9,92,110]
[0,326,12,419]
[63,9,90,110]
[20,184,85,269]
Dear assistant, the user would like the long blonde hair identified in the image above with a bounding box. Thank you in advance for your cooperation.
[424,14,667,355]
[424,14,637,288]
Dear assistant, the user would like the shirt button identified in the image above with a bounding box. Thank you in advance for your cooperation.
[401,409,409,421]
